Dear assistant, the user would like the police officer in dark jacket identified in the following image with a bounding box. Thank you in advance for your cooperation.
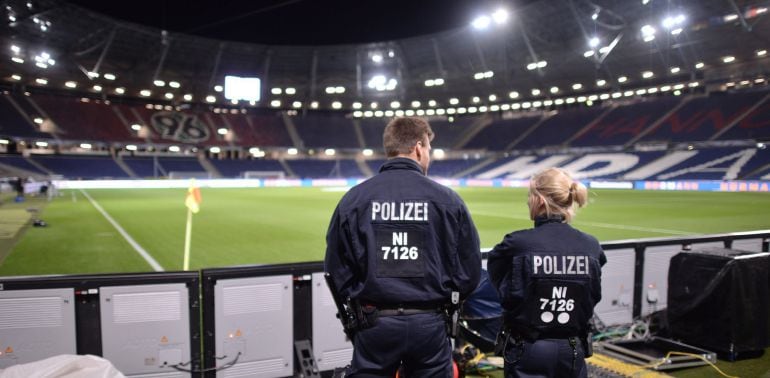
[488,168,606,378]
[325,117,481,377]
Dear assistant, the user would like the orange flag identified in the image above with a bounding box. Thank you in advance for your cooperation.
[185,180,202,214]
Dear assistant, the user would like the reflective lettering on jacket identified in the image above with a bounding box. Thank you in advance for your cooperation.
[371,201,429,222]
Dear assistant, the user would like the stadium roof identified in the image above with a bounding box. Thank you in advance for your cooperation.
[2,0,769,112]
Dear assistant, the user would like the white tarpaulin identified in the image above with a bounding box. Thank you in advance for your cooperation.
[0,355,125,378]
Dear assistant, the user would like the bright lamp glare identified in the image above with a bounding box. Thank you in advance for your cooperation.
[492,9,508,24]
[589,37,600,47]
[472,15,491,30]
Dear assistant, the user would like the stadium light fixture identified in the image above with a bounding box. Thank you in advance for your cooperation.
[688,82,699,88]
[510,104,520,110]
[670,67,680,74]
[599,93,610,100]
[598,46,610,54]
[472,96,480,103]
[411,101,421,108]
[635,89,647,95]
[10,45,20,54]
[671,28,683,35]
[433,148,446,159]
[695,62,705,69]
[472,15,491,30]
[618,76,628,83]
[164,92,173,99]
[531,88,541,96]
[554,99,564,105]
[287,148,298,155]
[537,61,547,68]
[324,86,335,94]
[583,50,595,58]
[642,71,654,79]
[662,14,685,29]
[673,83,685,90]
[87,71,99,78]
[572,83,583,90]
[643,35,655,42]
[214,85,223,92]
[473,72,485,80]
[623,90,634,97]
[205,95,215,103]
[35,78,47,85]
[285,87,296,95]
[641,25,655,37]
[362,148,373,156]
[390,101,401,109]
[722,56,735,63]
[103,73,116,80]
[131,124,141,131]
[80,143,92,149]
[375,110,385,117]
[33,117,43,124]
[353,111,363,118]
[311,101,319,109]
[183,94,193,101]
[589,37,600,48]
[210,147,221,154]
[335,86,345,93]
[64,81,77,88]
[10,74,21,81]
[592,12,599,20]
[428,100,437,107]
[520,102,531,109]
[93,85,103,92]
[385,110,395,117]
[596,79,607,87]
[35,141,48,147]
[0,139,9,145]
[126,144,137,151]
[332,101,342,109]
[153,80,165,87]
[352,102,362,109]
[250,148,267,158]
[11,57,23,64]
[757,50,767,57]
[293,101,302,108]
[217,128,228,135]
[508,91,519,99]
[168,146,180,152]
[647,87,658,93]
[488,94,497,101]
[660,85,671,91]
[755,78,766,84]
[270,100,281,107]
[271,87,282,95]
[434,78,444,86]
[492,9,508,24]
[526,62,537,70]
[449,98,459,105]
[371,53,383,63]
[370,102,378,109]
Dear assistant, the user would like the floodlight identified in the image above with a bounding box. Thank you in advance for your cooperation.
[87,71,99,78]
[10,74,21,80]
[371,53,383,63]
[618,76,628,83]
[93,85,103,92]
[596,79,606,86]
[755,78,766,84]
[492,9,508,24]
[104,73,116,80]
[449,98,459,105]
[10,44,20,53]
[598,46,610,54]
[537,60,547,68]
[472,15,491,30]
[526,62,537,70]
[509,91,519,99]
[126,144,137,151]
[362,148,373,156]
[599,93,610,100]
[287,148,298,155]
[521,102,531,109]
[433,148,446,159]
[572,83,583,90]
[584,50,595,58]
[488,94,497,101]
[183,94,192,101]
[270,100,281,107]
[531,88,541,96]
[484,71,494,78]
[271,88,282,95]
[385,110,395,117]
[641,25,656,36]
[757,50,767,57]
[642,71,654,79]
[153,80,165,87]
[293,101,302,108]
[217,128,228,135]
[643,35,655,42]
[285,87,296,95]
[434,78,444,85]
[168,81,180,88]
[589,37,600,47]
[11,57,23,63]
[673,83,685,90]
[670,67,680,74]
[352,102,362,109]
[624,90,634,97]
[660,85,671,91]
[722,56,735,63]
[210,146,221,153]
[436,108,445,115]
[35,78,47,85]
[467,107,478,113]
[425,79,435,86]
[592,12,599,20]
[33,117,43,124]
[214,85,223,92]
[370,102,378,109]
[566,97,576,104]
[332,101,342,109]
[375,110,385,117]
[554,99,564,105]
[309,101,318,109]
[671,28,682,35]
[390,101,400,108]
[688,82,699,87]
[35,141,48,147]
[473,72,484,80]
[164,92,173,99]
[131,124,141,131]
[695,62,704,69]
[353,111,363,118]
[472,96,480,103]
[428,100,437,107]
[65,81,77,88]
[411,101,421,108]
[205,95,215,103]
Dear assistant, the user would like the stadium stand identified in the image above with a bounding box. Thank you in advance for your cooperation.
[209,158,286,178]
[640,90,769,143]
[431,117,475,149]
[0,154,50,175]
[33,95,138,143]
[514,107,606,149]
[293,112,360,149]
[718,93,770,141]
[428,158,487,177]
[570,97,681,147]
[0,94,51,139]
[284,159,361,178]
[463,116,541,151]
[30,154,129,179]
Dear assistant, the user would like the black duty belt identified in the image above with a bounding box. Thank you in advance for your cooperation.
[376,306,444,316]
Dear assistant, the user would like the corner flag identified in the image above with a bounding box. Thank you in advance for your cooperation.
[185,181,202,214]
[183,179,201,270]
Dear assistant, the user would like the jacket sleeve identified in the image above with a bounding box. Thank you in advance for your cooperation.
[454,203,482,298]
[486,240,511,304]
[324,205,358,298]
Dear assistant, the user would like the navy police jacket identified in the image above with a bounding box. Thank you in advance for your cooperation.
[325,157,481,307]
[487,216,606,338]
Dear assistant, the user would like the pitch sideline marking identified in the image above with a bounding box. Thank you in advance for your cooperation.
[79,189,165,272]
[472,211,694,236]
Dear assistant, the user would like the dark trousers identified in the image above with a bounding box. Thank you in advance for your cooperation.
[503,338,587,378]
[347,312,452,377]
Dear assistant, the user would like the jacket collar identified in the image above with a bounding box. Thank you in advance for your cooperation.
[379,157,424,175]
[534,214,566,227]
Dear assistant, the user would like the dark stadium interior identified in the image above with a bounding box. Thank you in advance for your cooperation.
[1,0,770,377]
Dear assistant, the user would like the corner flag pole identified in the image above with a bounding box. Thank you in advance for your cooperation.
[183,179,201,271]
[183,207,193,271]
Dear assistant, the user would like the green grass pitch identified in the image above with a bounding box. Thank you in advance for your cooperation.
[0,186,768,276]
